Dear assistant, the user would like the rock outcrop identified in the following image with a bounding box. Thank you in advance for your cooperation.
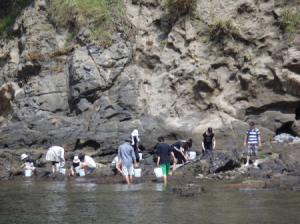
[0,0,300,158]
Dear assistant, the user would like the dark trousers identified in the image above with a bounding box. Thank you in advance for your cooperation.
[173,149,186,163]
[134,150,140,163]
[202,144,212,153]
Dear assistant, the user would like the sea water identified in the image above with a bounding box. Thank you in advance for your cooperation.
[0,180,299,223]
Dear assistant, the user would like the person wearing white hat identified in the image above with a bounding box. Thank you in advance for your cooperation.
[20,154,37,176]
[131,129,141,163]
[45,144,68,173]
[70,156,81,176]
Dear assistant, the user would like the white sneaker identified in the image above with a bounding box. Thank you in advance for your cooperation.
[244,163,249,167]
[253,162,258,166]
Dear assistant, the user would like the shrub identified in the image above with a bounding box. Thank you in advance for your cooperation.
[279,8,300,32]
[209,17,242,39]
[163,0,197,32]
[48,0,129,43]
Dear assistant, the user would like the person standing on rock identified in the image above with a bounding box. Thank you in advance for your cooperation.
[156,136,175,185]
[78,153,97,174]
[131,129,141,164]
[45,144,68,173]
[20,154,38,176]
[202,127,216,153]
[118,137,139,185]
[171,139,193,171]
[244,122,261,167]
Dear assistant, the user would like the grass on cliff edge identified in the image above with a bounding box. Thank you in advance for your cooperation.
[48,0,126,44]
[279,8,300,33]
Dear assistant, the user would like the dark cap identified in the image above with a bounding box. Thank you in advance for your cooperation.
[125,137,132,142]
[249,122,255,126]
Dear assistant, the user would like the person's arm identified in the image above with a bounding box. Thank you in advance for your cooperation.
[79,161,88,169]
[213,137,216,150]
[156,144,161,166]
[60,147,65,162]
[244,134,248,147]
[202,136,205,151]
[258,135,261,147]
[157,156,160,166]
[137,142,140,152]
[116,162,122,173]
[71,166,75,175]
[170,151,176,163]
[23,162,34,167]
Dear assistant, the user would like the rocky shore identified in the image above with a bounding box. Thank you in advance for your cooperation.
[1,137,300,193]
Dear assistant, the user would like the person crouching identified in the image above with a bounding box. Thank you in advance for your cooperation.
[20,154,38,176]
[118,138,139,185]
[78,153,96,175]
[70,156,81,176]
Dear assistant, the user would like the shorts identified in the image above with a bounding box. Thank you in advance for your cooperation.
[161,163,170,175]
[88,163,96,170]
[122,164,134,176]
[202,144,212,153]
[247,144,258,156]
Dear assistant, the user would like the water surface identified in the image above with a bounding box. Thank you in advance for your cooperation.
[0,179,300,223]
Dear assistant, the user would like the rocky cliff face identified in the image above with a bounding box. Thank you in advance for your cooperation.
[1,0,300,155]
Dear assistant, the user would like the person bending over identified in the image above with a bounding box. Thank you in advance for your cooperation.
[202,127,216,153]
[171,139,193,170]
[21,154,38,176]
[70,156,81,176]
[156,136,175,185]
[78,153,96,175]
[45,144,68,173]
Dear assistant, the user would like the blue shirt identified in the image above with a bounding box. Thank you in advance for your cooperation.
[247,128,260,144]
[118,142,136,165]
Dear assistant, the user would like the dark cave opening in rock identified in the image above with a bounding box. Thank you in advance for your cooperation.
[295,106,300,120]
[276,122,294,136]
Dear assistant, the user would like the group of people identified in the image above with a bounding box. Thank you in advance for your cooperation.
[21,123,261,185]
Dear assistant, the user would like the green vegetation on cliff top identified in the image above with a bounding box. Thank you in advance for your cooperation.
[48,0,128,44]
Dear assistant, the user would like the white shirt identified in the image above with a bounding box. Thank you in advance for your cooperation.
[50,146,65,160]
[111,156,118,166]
[84,155,96,167]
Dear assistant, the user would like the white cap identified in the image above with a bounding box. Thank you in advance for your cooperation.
[20,154,28,160]
[131,129,139,136]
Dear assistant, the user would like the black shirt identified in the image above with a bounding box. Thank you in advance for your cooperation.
[132,137,138,151]
[203,132,214,146]
[156,143,172,164]
[27,157,38,167]
[72,162,80,168]
[171,141,184,151]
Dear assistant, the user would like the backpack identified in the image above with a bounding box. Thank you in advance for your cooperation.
[247,128,259,141]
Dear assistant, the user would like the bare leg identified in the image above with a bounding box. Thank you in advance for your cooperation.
[124,175,130,185]
[163,175,167,185]
[253,155,257,163]
[246,155,250,164]
[56,163,60,172]
[52,165,55,173]
[129,175,133,185]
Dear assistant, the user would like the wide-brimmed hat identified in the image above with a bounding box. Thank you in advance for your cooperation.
[20,154,28,161]
[73,156,80,163]
[125,137,132,142]
[131,129,139,136]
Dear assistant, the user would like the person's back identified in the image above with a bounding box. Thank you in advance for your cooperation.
[118,142,135,165]
[157,142,172,164]
[27,157,38,167]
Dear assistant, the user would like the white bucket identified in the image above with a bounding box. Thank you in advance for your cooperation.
[79,169,85,176]
[139,153,142,160]
[25,170,31,177]
[189,151,196,160]
[154,167,163,178]
[134,168,141,177]
[75,167,79,173]
[60,168,66,174]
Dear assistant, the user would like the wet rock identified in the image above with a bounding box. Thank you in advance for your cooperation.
[258,159,287,174]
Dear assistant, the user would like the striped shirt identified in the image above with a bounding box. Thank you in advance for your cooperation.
[247,128,260,144]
